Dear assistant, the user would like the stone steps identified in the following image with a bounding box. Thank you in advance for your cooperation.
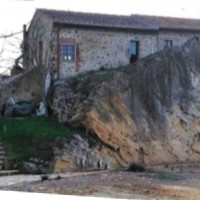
[0,139,5,170]
[0,170,19,176]
[0,150,5,155]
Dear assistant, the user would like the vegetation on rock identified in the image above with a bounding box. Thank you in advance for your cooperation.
[0,116,80,172]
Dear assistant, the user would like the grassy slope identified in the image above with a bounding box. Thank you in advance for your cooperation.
[0,116,79,166]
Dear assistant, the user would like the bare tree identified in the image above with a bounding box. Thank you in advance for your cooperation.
[24,17,56,115]
[0,30,23,74]
[0,39,5,62]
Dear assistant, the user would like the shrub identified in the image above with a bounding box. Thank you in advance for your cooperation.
[41,174,49,181]
[127,163,146,172]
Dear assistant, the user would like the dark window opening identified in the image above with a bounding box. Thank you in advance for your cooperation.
[61,44,75,62]
[164,40,173,49]
[130,41,139,63]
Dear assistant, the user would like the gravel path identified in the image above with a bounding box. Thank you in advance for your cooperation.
[1,170,200,199]
[0,171,105,187]
[0,174,41,187]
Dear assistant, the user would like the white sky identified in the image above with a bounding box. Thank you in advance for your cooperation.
[0,0,200,73]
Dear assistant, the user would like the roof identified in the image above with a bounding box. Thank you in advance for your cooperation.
[133,15,200,31]
[37,9,200,31]
[37,9,154,31]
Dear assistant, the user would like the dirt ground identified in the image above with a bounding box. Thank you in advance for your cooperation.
[1,164,200,199]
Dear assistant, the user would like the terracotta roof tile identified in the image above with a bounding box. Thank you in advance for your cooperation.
[38,9,200,31]
[133,15,200,31]
[38,9,157,30]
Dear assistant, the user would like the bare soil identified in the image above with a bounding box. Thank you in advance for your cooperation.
[1,164,200,199]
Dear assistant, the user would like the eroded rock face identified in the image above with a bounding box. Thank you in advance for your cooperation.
[53,134,115,172]
[50,38,200,170]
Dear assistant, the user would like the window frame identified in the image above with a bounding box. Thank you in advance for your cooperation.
[129,40,139,63]
[60,44,76,62]
[164,40,173,49]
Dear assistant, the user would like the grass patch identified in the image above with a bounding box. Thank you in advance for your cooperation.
[155,172,180,181]
[69,69,115,93]
[0,116,81,170]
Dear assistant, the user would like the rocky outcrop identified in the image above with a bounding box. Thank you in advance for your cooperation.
[49,38,200,170]
[53,134,112,172]
[0,69,41,112]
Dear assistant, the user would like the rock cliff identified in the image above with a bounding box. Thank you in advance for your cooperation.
[50,38,200,170]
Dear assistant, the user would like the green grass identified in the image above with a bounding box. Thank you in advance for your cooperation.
[0,116,80,169]
[155,172,181,181]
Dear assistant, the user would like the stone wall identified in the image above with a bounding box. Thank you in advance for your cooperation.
[58,27,200,78]
[24,11,54,69]
[58,28,158,78]
[158,30,200,50]
[24,12,200,79]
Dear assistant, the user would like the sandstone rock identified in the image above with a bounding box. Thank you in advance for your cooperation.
[52,134,112,172]
[53,153,76,173]
[49,38,200,169]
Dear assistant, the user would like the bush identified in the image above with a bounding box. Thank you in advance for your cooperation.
[127,163,146,172]
[41,174,49,181]
[55,175,61,180]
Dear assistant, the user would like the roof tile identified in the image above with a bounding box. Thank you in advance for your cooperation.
[37,9,200,31]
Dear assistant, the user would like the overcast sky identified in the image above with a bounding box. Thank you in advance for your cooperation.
[1,0,200,32]
[0,0,200,73]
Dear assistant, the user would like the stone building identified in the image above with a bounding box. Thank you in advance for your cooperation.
[23,9,200,78]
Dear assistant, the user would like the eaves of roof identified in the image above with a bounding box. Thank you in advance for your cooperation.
[52,21,158,33]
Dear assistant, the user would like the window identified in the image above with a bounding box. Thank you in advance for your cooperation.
[61,44,75,62]
[129,41,139,63]
[164,40,173,49]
